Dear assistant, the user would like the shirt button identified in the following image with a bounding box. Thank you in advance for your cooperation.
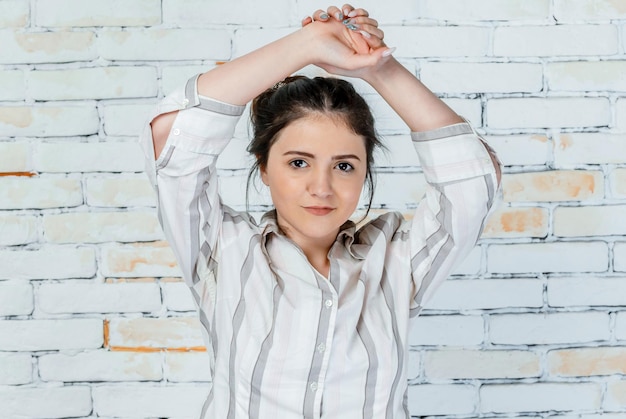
[172,128,180,136]
[325,299,333,308]
[317,343,326,353]
[182,98,189,107]
[310,382,318,392]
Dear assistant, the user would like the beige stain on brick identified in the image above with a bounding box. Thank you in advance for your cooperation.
[14,31,94,54]
[484,207,547,237]
[558,134,573,150]
[530,134,548,143]
[504,171,599,202]
[107,242,177,274]
[609,380,626,405]
[109,317,204,351]
[549,347,626,376]
[0,107,32,128]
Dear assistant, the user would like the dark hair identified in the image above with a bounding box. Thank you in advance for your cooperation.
[247,75,384,218]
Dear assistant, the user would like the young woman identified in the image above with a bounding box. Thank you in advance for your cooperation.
[140,4,501,418]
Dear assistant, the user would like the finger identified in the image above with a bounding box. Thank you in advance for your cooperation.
[359,29,386,50]
[347,7,369,18]
[347,16,378,29]
[326,5,344,21]
[312,9,330,21]
[355,24,384,42]
[341,4,355,18]
[301,16,313,27]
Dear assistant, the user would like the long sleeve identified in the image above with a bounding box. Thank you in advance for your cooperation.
[408,122,501,315]
[139,75,246,290]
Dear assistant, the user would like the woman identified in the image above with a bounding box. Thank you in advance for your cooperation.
[140,4,501,418]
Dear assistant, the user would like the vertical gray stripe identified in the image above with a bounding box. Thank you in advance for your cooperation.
[248,276,283,416]
[412,189,455,309]
[227,234,262,419]
[380,267,404,419]
[356,302,377,418]
[303,277,334,418]
[476,173,496,243]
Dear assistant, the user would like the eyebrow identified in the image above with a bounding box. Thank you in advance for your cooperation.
[283,151,361,161]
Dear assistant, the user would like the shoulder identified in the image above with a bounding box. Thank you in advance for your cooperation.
[355,211,410,244]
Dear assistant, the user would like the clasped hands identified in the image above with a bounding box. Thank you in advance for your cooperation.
[301,4,393,78]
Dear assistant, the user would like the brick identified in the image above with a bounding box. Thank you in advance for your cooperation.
[0,30,96,64]
[611,243,626,273]
[38,282,162,314]
[35,0,161,27]
[548,347,626,377]
[606,380,626,410]
[418,0,550,21]
[554,205,626,237]
[0,282,33,316]
[480,382,602,413]
[0,319,103,351]
[0,386,92,418]
[410,315,484,346]
[554,0,626,21]
[98,29,231,61]
[443,98,483,127]
[34,141,145,173]
[617,98,626,131]
[0,105,99,137]
[101,242,182,278]
[407,351,421,380]
[616,312,626,340]
[421,62,542,94]
[488,242,608,274]
[85,176,157,207]
[425,349,541,379]
[494,25,618,57]
[408,384,476,416]
[0,141,30,172]
[611,168,626,199]
[547,61,626,92]
[0,246,96,280]
[555,133,626,165]
[165,351,211,382]
[548,277,626,307]
[487,97,610,129]
[28,66,157,100]
[93,385,206,418]
[107,317,204,349]
[425,279,543,311]
[0,70,25,101]
[370,172,429,208]
[102,103,154,136]
[502,170,603,202]
[380,26,490,58]
[489,312,610,345]
[161,65,209,96]
[43,211,163,243]
[0,353,31,385]
[217,137,260,171]
[0,177,82,210]
[163,282,195,312]
[482,207,549,238]
[0,0,29,27]
[451,246,482,275]
[359,94,407,135]
[486,134,551,166]
[0,214,38,246]
[164,0,291,25]
[39,350,162,382]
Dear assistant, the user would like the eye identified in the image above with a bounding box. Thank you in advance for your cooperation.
[289,159,309,169]
[336,162,354,172]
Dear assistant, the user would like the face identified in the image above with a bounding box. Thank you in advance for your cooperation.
[260,114,367,251]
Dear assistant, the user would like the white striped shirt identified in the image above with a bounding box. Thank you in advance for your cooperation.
[139,75,500,419]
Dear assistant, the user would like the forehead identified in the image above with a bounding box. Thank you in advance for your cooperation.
[271,114,366,155]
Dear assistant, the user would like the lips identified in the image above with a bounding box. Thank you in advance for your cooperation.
[304,206,335,216]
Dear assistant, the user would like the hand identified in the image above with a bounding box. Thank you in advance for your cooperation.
[302,4,385,54]
[300,4,392,78]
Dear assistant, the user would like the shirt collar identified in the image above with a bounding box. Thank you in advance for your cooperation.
[260,210,364,260]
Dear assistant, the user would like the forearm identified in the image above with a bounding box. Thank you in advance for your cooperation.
[197,27,314,105]
[363,58,463,132]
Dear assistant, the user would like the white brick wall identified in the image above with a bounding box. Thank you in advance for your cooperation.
[1,0,625,417]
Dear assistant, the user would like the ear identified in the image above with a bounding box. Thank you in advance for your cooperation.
[259,163,269,186]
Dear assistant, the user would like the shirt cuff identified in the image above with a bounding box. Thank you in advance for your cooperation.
[411,122,495,184]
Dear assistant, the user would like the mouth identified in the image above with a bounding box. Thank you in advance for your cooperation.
[304,206,335,216]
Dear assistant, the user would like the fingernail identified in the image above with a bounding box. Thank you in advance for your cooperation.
[335,12,344,20]
[359,30,371,39]
[382,47,396,57]
[343,8,350,16]
[320,12,329,19]
[342,18,351,24]
[348,10,357,17]
[346,24,358,31]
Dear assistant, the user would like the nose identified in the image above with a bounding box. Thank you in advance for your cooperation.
[308,168,333,198]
